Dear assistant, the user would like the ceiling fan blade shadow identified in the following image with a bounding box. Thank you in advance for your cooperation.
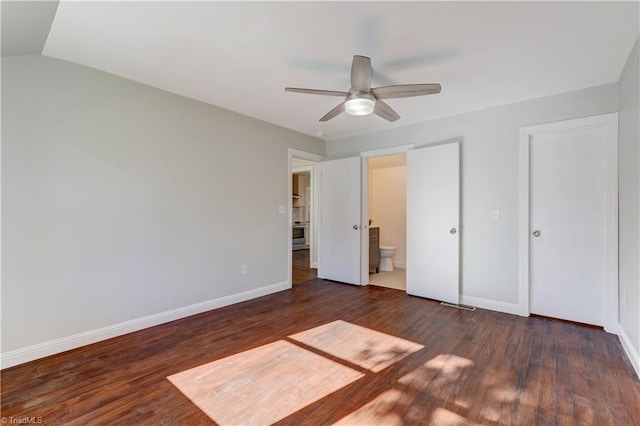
[372,84,441,99]
[320,102,345,121]
[373,100,400,122]
[285,88,349,97]
[351,55,372,91]
[354,15,382,56]
[381,51,458,70]
[371,71,399,87]
[286,58,347,74]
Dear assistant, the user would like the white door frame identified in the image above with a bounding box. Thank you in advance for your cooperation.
[518,113,618,332]
[360,144,415,285]
[288,148,324,287]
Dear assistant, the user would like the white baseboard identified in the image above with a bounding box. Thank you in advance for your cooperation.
[1,281,290,369]
[618,323,640,379]
[392,261,406,269]
[459,295,522,316]
[311,262,318,269]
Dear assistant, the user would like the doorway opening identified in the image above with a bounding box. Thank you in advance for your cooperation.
[367,154,407,291]
[289,152,322,285]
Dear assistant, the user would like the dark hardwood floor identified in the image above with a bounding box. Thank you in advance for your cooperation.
[292,249,316,285]
[2,280,639,425]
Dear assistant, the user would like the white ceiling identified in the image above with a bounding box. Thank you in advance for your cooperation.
[36,1,640,140]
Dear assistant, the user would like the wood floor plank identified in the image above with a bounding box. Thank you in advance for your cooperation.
[2,279,638,425]
[292,249,316,285]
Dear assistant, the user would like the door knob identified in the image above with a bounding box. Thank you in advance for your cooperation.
[450,228,457,235]
[532,230,541,237]
[353,225,359,230]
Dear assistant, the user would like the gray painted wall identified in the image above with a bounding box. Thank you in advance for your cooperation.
[1,1,59,56]
[618,37,640,356]
[2,55,324,353]
[327,83,619,306]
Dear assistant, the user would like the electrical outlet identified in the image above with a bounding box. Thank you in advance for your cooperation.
[241,264,249,276]
[491,210,501,221]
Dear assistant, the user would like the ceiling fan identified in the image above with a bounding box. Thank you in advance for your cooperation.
[285,55,441,122]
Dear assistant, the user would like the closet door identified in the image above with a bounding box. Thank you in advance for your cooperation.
[406,143,460,304]
[529,119,607,325]
[520,113,618,330]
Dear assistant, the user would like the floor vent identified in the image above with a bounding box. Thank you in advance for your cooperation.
[440,302,476,311]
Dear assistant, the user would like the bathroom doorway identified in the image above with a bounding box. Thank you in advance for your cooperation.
[367,154,407,291]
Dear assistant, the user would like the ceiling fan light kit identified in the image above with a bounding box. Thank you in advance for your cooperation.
[285,55,441,123]
[345,94,376,116]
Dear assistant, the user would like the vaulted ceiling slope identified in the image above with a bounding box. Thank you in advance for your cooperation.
[3,1,639,140]
[1,1,58,56]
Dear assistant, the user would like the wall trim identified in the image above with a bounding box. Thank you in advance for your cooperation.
[460,295,523,316]
[1,281,290,369]
[393,261,406,269]
[618,323,640,379]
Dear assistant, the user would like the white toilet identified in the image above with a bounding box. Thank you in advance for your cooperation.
[379,245,396,272]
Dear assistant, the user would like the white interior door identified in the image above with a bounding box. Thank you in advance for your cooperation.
[529,125,607,326]
[319,157,362,285]
[406,143,460,303]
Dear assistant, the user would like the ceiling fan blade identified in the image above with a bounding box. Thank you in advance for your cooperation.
[285,87,349,97]
[319,102,345,122]
[372,84,441,99]
[373,100,400,122]
[351,55,372,91]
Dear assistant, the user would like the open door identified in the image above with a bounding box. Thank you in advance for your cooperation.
[319,157,362,285]
[406,143,460,303]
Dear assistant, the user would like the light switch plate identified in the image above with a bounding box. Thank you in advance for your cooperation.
[491,210,501,221]
[278,205,286,214]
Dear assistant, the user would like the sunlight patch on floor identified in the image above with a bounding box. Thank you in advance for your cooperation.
[426,354,474,377]
[168,340,363,425]
[333,389,404,425]
[289,320,424,372]
[169,320,425,424]
[491,386,518,403]
[399,353,475,388]
[430,407,479,426]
